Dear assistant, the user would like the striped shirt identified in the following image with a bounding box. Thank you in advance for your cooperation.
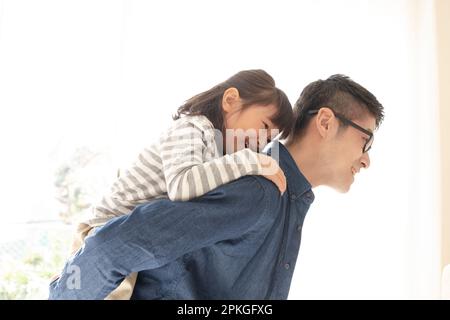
[85,115,264,227]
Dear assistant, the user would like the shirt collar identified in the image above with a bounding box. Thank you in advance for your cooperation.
[266,141,315,204]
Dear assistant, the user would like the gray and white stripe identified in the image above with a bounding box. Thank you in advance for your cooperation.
[85,115,263,227]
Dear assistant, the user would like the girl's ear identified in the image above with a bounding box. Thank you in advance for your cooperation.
[222,87,241,113]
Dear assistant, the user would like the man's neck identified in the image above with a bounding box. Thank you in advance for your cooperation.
[284,136,324,188]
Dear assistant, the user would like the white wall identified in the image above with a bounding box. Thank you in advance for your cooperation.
[436,0,450,274]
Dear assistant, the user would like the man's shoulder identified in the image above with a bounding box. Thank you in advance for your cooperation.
[214,175,281,207]
[249,175,281,196]
[233,176,283,223]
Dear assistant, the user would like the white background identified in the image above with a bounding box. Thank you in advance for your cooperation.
[0,0,441,298]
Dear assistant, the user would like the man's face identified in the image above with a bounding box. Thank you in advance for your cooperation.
[328,114,376,193]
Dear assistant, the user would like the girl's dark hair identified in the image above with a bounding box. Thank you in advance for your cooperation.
[173,69,293,139]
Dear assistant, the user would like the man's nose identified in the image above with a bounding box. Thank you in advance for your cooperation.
[361,152,371,169]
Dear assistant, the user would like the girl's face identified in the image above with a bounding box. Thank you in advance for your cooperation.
[223,103,279,153]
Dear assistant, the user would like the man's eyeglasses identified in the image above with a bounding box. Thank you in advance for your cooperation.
[307,108,374,154]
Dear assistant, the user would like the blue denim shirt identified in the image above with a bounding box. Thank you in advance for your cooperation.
[49,142,314,300]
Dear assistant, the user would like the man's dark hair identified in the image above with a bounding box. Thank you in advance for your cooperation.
[291,74,384,137]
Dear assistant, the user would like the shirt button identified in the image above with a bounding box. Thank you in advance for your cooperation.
[302,191,315,204]
[297,225,302,232]
[284,263,290,270]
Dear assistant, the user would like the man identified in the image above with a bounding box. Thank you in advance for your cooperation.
[49,74,384,299]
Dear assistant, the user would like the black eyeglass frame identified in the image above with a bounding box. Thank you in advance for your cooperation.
[307,108,374,153]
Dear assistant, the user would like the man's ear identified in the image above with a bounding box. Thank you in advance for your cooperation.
[315,107,337,138]
[222,87,240,113]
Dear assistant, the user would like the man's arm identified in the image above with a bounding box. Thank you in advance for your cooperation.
[49,176,273,300]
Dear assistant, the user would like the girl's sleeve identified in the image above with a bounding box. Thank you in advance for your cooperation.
[160,118,264,201]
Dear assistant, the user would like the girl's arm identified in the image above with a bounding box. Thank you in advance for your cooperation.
[160,117,283,201]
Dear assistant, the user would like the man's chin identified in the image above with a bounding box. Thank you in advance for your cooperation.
[336,188,350,194]
[333,182,352,194]
[326,178,353,193]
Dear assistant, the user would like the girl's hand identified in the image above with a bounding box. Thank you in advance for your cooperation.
[256,154,287,195]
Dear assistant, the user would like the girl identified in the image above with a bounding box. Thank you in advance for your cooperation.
[72,69,294,299]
